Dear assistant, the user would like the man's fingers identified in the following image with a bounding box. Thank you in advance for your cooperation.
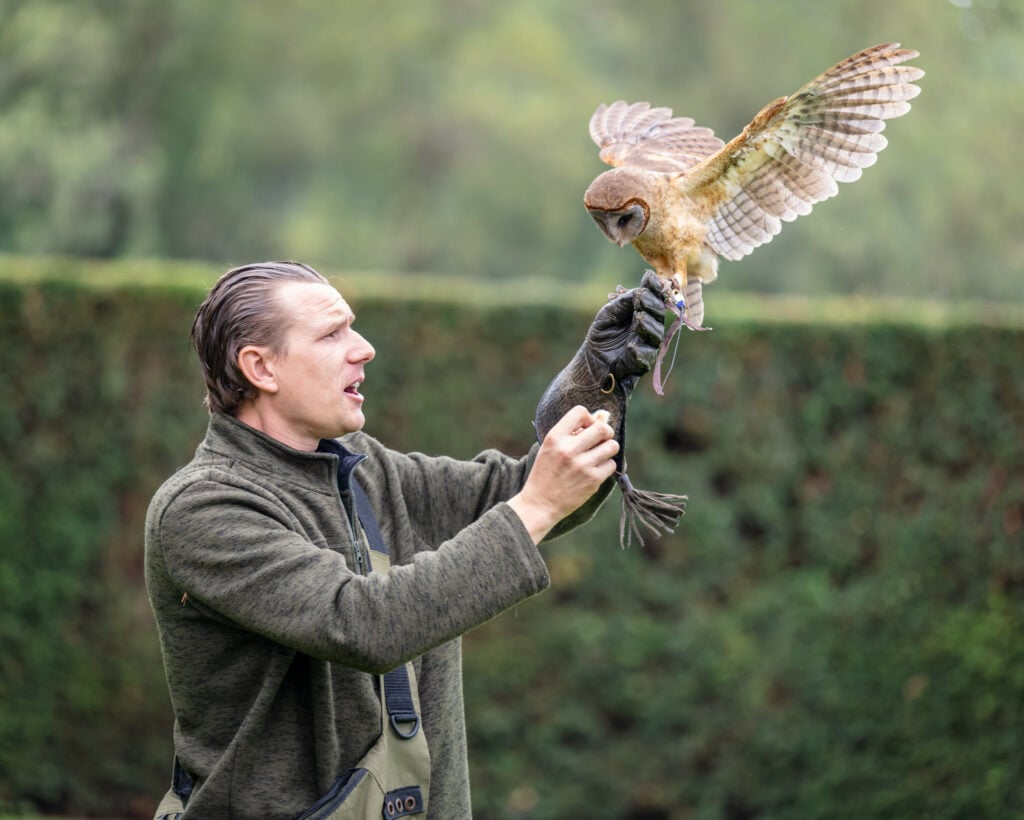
[549,407,617,462]
[573,410,615,441]
[569,421,619,466]
[556,406,611,435]
[554,405,596,436]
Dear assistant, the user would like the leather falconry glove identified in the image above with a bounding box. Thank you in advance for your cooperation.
[534,270,687,547]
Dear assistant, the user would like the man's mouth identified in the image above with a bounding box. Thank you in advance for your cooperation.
[344,379,363,399]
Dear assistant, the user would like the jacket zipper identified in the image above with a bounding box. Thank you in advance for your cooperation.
[343,491,367,577]
[323,443,369,577]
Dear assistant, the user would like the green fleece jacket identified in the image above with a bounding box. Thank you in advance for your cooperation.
[145,412,598,818]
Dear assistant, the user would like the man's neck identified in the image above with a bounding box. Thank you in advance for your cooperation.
[234,403,318,451]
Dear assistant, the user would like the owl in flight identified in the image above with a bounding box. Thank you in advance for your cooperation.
[584,43,924,332]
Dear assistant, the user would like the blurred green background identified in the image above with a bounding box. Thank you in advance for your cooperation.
[1,1,1023,818]
[2,0,1022,301]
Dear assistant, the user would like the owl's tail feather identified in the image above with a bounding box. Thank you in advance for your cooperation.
[617,473,688,548]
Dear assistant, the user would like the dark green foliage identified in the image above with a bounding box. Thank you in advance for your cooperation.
[1,259,1021,817]
[464,324,1024,819]
[0,274,206,814]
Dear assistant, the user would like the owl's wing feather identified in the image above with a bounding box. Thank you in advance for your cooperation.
[684,43,923,261]
[590,100,725,173]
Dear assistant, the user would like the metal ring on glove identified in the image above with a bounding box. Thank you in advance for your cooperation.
[600,373,616,394]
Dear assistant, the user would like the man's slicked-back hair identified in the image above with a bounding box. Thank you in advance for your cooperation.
[191,261,329,415]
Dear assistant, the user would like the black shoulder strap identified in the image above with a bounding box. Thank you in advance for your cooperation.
[349,476,420,738]
[350,476,388,559]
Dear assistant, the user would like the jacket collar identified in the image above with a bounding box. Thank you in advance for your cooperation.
[203,412,365,491]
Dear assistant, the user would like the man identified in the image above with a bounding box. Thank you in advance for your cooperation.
[145,261,666,818]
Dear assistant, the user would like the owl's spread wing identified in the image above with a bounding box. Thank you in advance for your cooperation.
[684,43,924,261]
[589,100,725,174]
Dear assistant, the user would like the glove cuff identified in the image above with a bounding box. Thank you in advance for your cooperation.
[533,348,634,445]
[535,349,686,549]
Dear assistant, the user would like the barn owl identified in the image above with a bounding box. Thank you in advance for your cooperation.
[584,43,924,333]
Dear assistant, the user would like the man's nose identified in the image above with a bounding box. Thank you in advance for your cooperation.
[351,332,375,364]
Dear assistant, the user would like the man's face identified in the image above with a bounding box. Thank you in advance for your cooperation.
[260,281,375,447]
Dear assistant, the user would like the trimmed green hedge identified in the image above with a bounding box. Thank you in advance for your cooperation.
[1,258,1022,818]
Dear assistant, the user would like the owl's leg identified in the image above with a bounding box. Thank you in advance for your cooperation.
[653,273,712,392]
[669,273,711,332]
[669,273,686,311]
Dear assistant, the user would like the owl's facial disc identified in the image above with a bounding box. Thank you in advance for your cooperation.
[589,203,647,247]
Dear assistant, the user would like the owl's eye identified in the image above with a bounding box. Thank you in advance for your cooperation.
[617,214,633,229]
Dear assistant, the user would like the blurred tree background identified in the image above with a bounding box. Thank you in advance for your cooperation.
[2,1,1023,818]
[1,0,1021,301]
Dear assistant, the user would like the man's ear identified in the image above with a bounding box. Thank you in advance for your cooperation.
[237,345,279,395]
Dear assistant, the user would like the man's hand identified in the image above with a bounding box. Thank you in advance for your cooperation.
[508,406,619,544]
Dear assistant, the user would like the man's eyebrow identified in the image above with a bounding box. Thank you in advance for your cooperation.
[320,310,354,333]
[333,297,354,322]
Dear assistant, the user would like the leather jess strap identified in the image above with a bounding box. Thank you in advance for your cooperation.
[350,477,421,740]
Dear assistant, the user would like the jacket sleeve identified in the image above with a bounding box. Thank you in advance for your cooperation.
[350,434,608,551]
[151,470,550,674]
